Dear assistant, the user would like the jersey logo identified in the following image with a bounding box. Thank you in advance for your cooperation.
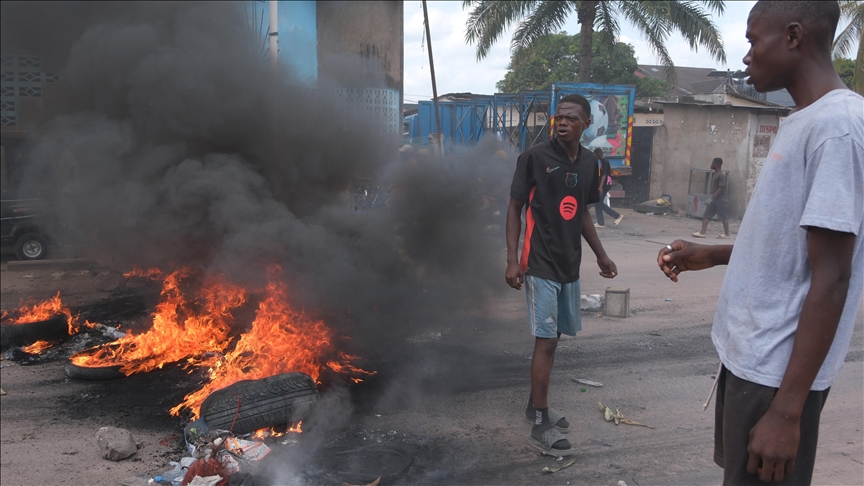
[559,196,578,220]
[546,166,560,173]
[565,172,578,188]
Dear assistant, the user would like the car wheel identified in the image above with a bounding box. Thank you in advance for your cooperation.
[14,233,48,260]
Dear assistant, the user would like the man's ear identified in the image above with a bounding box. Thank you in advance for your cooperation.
[786,22,802,50]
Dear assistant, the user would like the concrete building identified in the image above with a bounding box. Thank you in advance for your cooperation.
[647,99,790,219]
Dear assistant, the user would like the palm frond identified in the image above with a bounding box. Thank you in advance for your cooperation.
[511,1,575,54]
[619,1,676,84]
[666,1,727,64]
[833,0,863,59]
[464,0,537,60]
[593,2,620,61]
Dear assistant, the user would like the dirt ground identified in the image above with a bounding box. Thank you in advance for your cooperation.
[2,209,862,486]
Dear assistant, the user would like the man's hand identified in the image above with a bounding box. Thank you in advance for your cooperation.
[505,262,524,290]
[657,240,724,282]
[746,409,800,482]
[598,255,617,278]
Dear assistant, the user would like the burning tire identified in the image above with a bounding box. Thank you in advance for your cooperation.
[200,372,318,435]
[0,314,68,350]
[63,361,126,380]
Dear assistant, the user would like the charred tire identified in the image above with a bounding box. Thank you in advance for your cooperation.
[64,361,126,380]
[200,372,318,435]
[0,315,68,350]
[14,233,48,260]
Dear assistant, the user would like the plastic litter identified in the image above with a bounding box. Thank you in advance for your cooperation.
[541,458,576,474]
[597,401,654,429]
[572,378,603,387]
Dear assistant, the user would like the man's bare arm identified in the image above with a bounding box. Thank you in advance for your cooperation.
[505,197,526,289]
[746,226,855,482]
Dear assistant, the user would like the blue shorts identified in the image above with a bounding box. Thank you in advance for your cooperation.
[524,275,582,338]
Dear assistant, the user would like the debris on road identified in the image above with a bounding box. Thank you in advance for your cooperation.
[94,270,126,291]
[580,294,603,312]
[572,378,603,387]
[95,426,137,461]
[597,402,654,429]
[541,458,576,474]
[185,475,223,486]
[224,437,271,462]
[343,478,382,486]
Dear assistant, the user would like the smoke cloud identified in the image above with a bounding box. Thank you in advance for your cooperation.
[2,1,518,355]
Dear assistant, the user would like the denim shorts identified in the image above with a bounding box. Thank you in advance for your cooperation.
[524,275,582,338]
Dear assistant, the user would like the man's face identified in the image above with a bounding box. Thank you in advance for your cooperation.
[554,103,590,144]
[711,161,719,171]
[743,12,795,93]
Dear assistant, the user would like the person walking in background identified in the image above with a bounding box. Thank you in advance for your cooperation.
[593,148,623,228]
[659,1,863,483]
[692,157,729,238]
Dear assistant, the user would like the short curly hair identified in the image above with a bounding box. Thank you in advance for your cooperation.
[557,94,591,118]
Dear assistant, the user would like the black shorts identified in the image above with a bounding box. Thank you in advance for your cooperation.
[714,366,830,485]
[703,198,728,221]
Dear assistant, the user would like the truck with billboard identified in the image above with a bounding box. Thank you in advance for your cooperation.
[403,82,636,174]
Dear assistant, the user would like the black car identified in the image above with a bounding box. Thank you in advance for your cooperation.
[1,199,51,260]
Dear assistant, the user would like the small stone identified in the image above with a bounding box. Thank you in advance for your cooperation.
[96,426,137,461]
[119,476,149,486]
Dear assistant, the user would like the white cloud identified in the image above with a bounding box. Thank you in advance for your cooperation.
[402,1,759,101]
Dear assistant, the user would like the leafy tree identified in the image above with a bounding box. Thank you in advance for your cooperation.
[495,31,670,97]
[464,0,726,84]
[835,58,856,89]
[833,0,863,94]
[634,76,672,98]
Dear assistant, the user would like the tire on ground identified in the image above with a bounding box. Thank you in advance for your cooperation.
[0,315,68,350]
[64,361,126,380]
[200,372,318,434]
[14,232,48,260]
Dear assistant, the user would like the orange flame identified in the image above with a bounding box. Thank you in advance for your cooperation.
[1,292,74,331]
[170,266,371,420]
[70,268,246,375]
[21,340,59,354]
[123,266,165,280]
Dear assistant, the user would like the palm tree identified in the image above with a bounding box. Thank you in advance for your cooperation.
[833,0,863,94]
[464,0,727,84]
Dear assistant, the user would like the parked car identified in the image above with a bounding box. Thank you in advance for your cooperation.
[1,199,51,260]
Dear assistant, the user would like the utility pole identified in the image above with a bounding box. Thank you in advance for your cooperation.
[268,0,279,76]
[268,1,279,164]
[422,0,443,157]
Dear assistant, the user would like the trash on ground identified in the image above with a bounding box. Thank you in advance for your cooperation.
[94,270,127,291]
[185,475,223,486]
[342,478,382,486]
[572,378,603,387]
[597,402,654,429]
[0,388,5,395]
[225,437,271,462]
[618,481,629,486]
[541,458,576,474]
[405,331,442,343]
[580,294,603,312]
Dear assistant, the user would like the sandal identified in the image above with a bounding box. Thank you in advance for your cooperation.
[526,427,575,457]
[525,407,570,433]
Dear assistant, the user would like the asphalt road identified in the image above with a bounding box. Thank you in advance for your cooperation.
[1,209,861,485]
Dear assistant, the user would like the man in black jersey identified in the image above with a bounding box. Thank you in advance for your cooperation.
[506,94,618,456]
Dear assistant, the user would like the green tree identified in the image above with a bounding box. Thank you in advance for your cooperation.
[464,0,726,84]
[833,0,863,94]
[496,31,671,97]
[834,57,856,89]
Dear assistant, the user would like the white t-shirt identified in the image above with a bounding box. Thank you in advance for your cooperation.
[712,89,864,391]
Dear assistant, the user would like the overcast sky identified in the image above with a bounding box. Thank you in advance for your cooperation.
[403,1,759,103]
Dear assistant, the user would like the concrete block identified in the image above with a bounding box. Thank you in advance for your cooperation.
[604,287,630,318]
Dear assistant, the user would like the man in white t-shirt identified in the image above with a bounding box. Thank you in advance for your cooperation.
[657,1,863,484]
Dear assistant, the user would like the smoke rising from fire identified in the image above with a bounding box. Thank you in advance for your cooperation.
[3,2,517,355]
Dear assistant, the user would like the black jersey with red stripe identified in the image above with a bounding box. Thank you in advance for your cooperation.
[510,139,600,283]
